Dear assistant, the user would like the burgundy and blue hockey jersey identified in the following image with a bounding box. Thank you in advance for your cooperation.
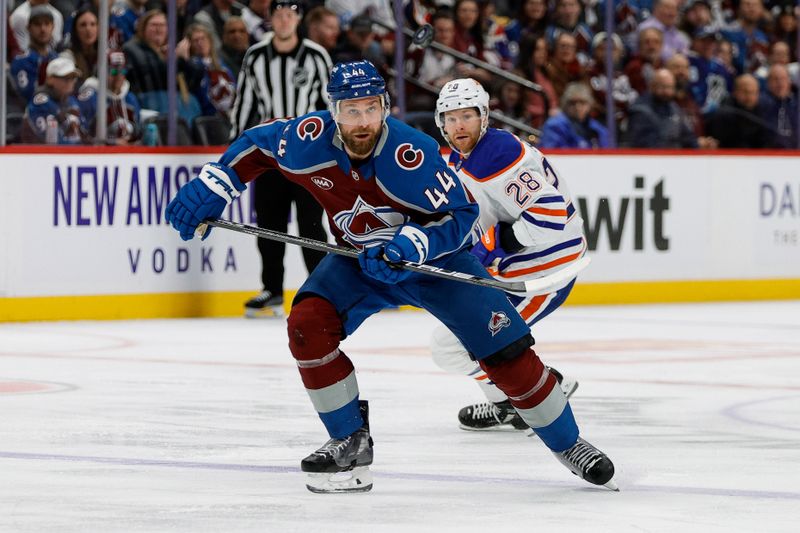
[218,111,478,262]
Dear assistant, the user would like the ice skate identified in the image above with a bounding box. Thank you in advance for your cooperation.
[458,366,578,431]
[244,290,285,318]
[301,401,374,493]
[553,437,618,491]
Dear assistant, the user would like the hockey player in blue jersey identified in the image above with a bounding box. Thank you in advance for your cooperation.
[164,60,617,493]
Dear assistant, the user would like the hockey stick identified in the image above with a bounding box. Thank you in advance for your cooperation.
[195,219,590,295]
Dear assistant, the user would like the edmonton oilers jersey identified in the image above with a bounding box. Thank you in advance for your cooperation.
[219,111,478,262]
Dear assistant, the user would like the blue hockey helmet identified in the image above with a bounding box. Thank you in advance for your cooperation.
[327,60,386,102]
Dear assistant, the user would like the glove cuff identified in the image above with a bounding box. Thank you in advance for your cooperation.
[199,163,245,204]
[397,224,429,264]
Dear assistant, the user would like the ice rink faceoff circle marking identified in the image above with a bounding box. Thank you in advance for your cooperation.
[721,395,800,432]
[0,379,76,395]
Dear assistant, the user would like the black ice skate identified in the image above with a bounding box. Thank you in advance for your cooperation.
[244,290,284,318]
[301,400,374,493]
[554,437,618,491]
[457,366,578,431]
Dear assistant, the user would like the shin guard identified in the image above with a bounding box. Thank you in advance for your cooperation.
[480,347,579,451]
[287,296,361,438]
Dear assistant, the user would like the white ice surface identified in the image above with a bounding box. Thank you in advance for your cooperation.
[1,301,799,532]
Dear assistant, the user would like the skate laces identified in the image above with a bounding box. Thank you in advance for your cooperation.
[251,291,275,304]
[562,440,602,472]
[313,436,351,459]
[469,402,503,422]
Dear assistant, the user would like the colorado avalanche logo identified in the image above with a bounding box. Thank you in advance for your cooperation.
[297,116,324,141]
[488,311,511,337]
[332,196,408,249]
[395,143,424,170]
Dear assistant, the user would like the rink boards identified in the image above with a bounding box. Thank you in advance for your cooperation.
[0,147,798,321]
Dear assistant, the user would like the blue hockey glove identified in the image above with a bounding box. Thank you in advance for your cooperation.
[165,163,246,241]
[358,224,429,284]
[470,224,508,267]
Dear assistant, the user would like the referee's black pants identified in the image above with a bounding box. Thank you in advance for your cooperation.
[254,170,327,296]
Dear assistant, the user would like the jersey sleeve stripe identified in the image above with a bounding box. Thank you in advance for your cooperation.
[521,211,566,230]
[534,195,565,204]
[527,207,568,217]
[489,251,583,279]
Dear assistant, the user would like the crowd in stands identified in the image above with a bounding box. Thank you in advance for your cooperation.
[3,0,799,148]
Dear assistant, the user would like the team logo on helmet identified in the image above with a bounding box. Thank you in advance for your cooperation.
[394,143,424,170]
[296,116,324,141]
[488,311,511,337]
[311,176,334,190]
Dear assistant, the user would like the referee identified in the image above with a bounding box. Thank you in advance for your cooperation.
[231,0,332,318]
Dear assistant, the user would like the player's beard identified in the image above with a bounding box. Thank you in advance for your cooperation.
[340,124,382,158]
[451,129,480,155]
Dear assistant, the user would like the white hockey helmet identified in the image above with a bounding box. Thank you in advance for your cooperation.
[435,78,490,151]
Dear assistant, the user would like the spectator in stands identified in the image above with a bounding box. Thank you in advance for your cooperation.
[772,5,798,60]
[10,0,64,51]
[687,26,733,114]
[666,53,706,136]
[452,0,483,56]
[242,0,271,42]
[77,50,141,145]
[762,64,798,148]
[590,0,642,44]
[720,0,770,74]
[545,0,593,63]
[59,6,99,88]
[625,27,664,94]
[416,9,460,86]
[706,74,774,148]
[110,0,147,43]
[123,10,205,122]
[21,56,85,144]
[714,37,738,78]
[193,0,246,45]
[489,76,533,138]
[539,82,610,148]
[545,32,586,97]
[626,68,716,148]
[587,31,636,128]
[331,14,384,67]
[516,33,558,128]
[754,41,799,89]
[219,17,250,80]
[679,0,712,38]
[185,23,236,118]
[11,6,59,103]
[305,5,341,55]
[504,0,549,59]
[636,0,690,61]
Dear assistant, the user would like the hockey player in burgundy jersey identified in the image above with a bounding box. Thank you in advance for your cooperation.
[165,61,616,493]
[432,78,616,488]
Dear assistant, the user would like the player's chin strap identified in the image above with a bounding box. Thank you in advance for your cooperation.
[195,218,590,296]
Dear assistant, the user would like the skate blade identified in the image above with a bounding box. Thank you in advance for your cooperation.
[458,423,526,432]
[244,306,285,319]
[305,466,373,494]
[560,378,579,400]
[603,477,620,492]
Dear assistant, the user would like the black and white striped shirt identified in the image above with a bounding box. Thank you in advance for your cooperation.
[230,34,332,139]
